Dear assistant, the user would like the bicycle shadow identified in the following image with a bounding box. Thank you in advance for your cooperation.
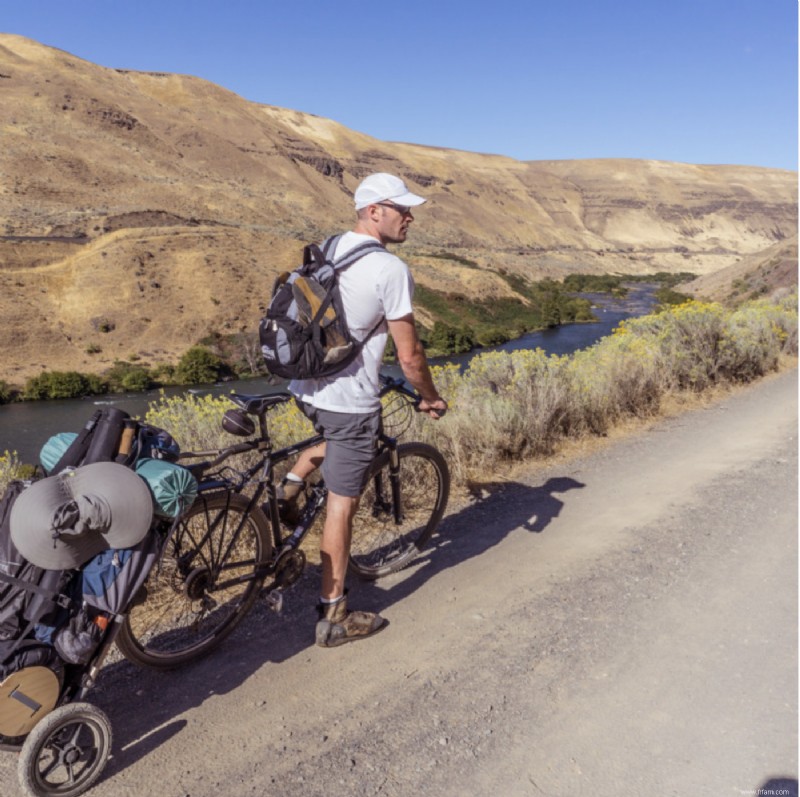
[88,474,584,783]
[354,475,586,614]
[89,587,322,780]
[251,474,585,655]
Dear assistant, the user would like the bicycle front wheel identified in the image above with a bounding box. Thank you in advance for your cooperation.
[349,442,450,580]
[116,492,271,670]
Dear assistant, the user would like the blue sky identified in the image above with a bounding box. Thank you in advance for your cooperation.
[3,0,797,170]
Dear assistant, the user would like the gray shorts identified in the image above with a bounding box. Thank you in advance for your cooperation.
[298,402,380,497]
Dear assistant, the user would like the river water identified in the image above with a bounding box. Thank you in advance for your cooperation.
[0,284,656,465]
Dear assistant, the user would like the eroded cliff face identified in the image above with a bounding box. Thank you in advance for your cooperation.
[0,34,796,383]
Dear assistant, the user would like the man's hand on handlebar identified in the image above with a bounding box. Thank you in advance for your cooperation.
[418,397,448,419]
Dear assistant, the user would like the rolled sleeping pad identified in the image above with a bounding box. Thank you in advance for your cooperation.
[84,407,130,464]
[39,432,79,474]
[134,458,198,518]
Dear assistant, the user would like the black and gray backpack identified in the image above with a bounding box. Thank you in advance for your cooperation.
[259,235,385,381]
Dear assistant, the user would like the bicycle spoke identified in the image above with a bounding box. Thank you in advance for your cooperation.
[349,443,449,579]
[117,493,270,669]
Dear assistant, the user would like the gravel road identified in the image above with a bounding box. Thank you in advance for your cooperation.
[3,369,797,797]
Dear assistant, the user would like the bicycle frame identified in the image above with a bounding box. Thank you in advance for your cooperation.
[174,377,418,599]
[178,421,404,596]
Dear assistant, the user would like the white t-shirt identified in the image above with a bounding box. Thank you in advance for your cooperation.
[289,232,415,413]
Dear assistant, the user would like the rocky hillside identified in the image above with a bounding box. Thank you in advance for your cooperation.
[679,235,798,304]
[0,34,796,384]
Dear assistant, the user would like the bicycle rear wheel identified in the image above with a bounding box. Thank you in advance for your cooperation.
[116,492,271,670]
[348,442,450,580]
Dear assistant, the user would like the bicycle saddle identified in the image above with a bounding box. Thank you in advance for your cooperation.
[229,392,293,415]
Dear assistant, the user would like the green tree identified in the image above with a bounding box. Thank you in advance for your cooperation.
[85,374,108,395]
[150,363,177,384]
[0,380,14,404]
[175,346,222,385]
[430,322,459,353]
[478,328,510,347]
[105,361,152,392]
[23,371,96,400]
[453,327,475,353]
[539,295,562,328]
[429,322,474,354]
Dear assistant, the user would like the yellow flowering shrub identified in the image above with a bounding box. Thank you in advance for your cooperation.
[0,450,24,494]
[131,293,796,487]
[145,391,314,453]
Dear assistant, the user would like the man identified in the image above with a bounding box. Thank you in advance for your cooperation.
[283,172,448,648]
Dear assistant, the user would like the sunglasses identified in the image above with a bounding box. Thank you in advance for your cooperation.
[376,202,413,216]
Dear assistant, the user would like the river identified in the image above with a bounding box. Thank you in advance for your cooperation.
[0,284,657,465]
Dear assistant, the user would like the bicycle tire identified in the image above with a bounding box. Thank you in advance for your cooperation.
[116,492,271,670]
[18,702,112,797]
[348,442,450,580]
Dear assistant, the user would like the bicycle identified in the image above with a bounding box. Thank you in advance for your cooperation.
[115,376,450,670]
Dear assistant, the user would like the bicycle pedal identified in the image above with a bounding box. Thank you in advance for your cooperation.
[264,591,284,615]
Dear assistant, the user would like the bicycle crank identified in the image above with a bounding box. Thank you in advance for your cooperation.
[274,549,306,589]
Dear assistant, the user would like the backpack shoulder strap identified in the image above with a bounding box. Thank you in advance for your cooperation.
[320,235,386,272]
[333,240,386,270]
[317,235,388,347]
[321,235,342,261]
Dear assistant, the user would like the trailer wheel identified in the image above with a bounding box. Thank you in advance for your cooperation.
[18,702,112,797]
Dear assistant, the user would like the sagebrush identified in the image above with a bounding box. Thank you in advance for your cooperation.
[1,294,796,492]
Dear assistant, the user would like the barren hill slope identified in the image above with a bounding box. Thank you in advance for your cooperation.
[679,235,798,304]
[0,34,796,383]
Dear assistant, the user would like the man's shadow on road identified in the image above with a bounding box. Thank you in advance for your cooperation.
[92,475,584,781]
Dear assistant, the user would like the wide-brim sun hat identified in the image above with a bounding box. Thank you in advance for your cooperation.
[354,172,427,211]
[10,462,154,570]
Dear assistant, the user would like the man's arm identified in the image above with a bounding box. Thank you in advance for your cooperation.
[387,314,448,418]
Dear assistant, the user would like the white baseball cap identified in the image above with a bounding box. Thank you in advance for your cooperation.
[354,173,427,211]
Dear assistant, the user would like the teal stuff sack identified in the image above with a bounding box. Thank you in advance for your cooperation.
[135,459,198,518]
[40,433,79,474]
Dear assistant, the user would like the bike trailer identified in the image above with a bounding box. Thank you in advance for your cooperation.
[1,410,194,797]
[0,479,72,712]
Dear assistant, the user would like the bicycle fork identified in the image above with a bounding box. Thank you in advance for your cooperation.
[388,446,404,525]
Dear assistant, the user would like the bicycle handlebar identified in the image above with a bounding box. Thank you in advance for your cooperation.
[378,374,419,404]
[379,374,447,418]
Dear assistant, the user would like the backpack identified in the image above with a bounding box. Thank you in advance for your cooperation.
[259,234,386,380]
[53,531,161,665]
[0,479,75,677]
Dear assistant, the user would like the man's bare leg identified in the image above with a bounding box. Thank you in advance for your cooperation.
[319,490,358,600]
[289,441,325,481]
[276,442,325,525]
[316,490,386,646]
